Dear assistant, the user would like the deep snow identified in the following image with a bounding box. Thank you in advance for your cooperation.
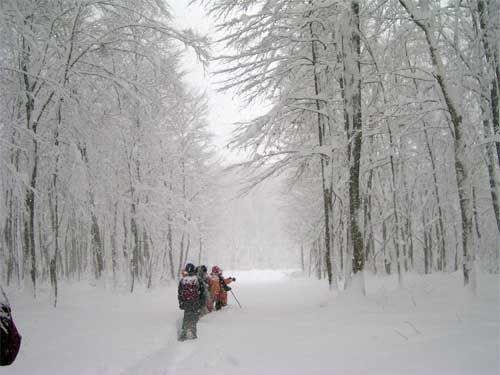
[3,270,499,374]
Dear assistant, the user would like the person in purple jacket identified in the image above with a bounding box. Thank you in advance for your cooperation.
[178,263,205,340]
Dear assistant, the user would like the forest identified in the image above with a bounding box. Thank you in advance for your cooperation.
[0,0,499,305]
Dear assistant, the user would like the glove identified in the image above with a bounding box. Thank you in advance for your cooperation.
[232,277,236,282]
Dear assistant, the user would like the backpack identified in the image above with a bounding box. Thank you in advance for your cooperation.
[180,276,200,302]
[0,302,21,366]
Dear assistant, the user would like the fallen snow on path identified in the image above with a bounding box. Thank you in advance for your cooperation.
[4,270,499,375]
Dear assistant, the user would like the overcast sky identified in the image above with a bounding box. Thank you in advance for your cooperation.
[169,1,247,163]
[166,2,299,267]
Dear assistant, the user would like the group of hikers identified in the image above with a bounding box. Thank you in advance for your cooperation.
[177,263,236,341]
[0,264,230,364]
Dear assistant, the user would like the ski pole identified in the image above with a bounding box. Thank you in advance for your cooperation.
[230,289,242,308]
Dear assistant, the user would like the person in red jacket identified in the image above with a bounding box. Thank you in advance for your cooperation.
[208,266,235,311]
[207,266,219,312]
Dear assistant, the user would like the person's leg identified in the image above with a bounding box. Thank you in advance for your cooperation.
[185,311,194,338]
[179,311,188,340]
[192,310,200,338]
[206,292,213,312]
[200,297,208,316]
[185,310,199,339]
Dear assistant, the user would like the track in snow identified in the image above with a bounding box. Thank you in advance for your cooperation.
[121,272,499,375]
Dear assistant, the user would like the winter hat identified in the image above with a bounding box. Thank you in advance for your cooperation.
[185,263,196,275]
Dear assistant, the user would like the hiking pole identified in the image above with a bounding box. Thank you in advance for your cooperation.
[230,289,242,308]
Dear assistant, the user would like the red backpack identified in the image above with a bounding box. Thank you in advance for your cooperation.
[0,302,21,366]
[181,276,200,302]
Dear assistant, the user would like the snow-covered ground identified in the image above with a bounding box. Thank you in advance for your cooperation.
[4,270,499,374]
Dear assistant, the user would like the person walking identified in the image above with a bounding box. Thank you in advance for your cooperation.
[196,265,209,316]
[208,266,235,311]
[178,263,204,340]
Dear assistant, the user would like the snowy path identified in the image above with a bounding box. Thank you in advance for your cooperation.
[121,279,334,375]
[5,271,500,375]
[121,272,499,375]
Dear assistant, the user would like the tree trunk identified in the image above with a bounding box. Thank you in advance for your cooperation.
[310,21,334,288]
[184,234,191,267]
[472,186,482,241]
[198,236,203,266]
[300,243,305,273]
[21,28,38,297]
[423,212,430,274]
[130,214,139,282]
[383,219,391,275]
[363,167,375,271]
[343,0,364,274]
[178,231,185,275]
[167,221,175,280]
[399,0,475,286]
[111,203,118,285]
[423,122,447,270]
[78,146,104,279]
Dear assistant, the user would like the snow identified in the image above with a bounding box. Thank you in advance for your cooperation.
[3,271,499,375]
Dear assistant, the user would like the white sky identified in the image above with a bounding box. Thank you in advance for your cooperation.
[168,1,299,268]
[169,0,248,163]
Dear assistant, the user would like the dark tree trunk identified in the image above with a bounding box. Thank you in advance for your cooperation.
[167,221,175,280]
[309,21,334,287]
[348,0,364,274]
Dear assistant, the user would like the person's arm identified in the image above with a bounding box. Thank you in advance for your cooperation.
[219,275,227,288]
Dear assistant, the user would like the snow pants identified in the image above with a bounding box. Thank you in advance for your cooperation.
[206,292,214,313]
[181,307,199,339]
[215,291,228,310]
